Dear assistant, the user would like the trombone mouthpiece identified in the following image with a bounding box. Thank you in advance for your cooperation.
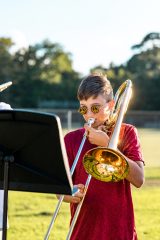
[88,118,95,126]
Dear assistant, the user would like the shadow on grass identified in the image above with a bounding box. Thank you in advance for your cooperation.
[12,211,53,217]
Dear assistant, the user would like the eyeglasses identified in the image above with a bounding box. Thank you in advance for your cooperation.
[78,104,103,115]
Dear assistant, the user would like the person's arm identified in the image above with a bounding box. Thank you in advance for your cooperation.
[126,159,144,188]
[118,150,144,188]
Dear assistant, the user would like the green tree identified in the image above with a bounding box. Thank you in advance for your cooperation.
[9,39,80,107]
[127,46,160,110]
[0,37,14,103]
[131,32,160,51]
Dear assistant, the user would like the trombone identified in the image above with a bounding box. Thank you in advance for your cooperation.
[66,79,132,239]
[44,118,95,240]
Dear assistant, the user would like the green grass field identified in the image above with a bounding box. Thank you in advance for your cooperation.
[6,128,160,240]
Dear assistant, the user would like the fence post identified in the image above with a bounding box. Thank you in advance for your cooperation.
[67,110,72,130]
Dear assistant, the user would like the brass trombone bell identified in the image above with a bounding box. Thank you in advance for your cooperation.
[83,147,129,182]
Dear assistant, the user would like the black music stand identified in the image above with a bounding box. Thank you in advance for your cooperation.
[0,109,73,240]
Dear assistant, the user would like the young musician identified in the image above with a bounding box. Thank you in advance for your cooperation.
[63,73,144,240]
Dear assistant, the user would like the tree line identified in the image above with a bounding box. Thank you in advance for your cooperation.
[0,32,160,110]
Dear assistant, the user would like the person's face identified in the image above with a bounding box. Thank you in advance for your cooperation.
[79,94,114,128]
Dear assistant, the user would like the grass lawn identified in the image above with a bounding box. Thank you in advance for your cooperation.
[8,192,70,240]
[5,128,160,239]
[133,186,160,240]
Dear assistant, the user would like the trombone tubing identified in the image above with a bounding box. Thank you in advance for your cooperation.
[44,118,94,240]
[109,79,132,149]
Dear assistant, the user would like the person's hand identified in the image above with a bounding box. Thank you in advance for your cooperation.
[84,124,109,147]
[0,102,12,110]
[57,184,85,203]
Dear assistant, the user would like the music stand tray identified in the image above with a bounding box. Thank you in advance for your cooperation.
[0,109,73,239]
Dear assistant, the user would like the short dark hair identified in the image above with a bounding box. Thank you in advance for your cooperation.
[77,73,113,101]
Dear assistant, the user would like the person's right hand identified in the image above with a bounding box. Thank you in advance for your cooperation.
[84,124,109,147]
[57,184,85,203]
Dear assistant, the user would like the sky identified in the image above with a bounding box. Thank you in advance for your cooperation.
[0,0,160,75]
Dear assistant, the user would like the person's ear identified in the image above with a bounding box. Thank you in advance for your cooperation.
[108,100,115,109]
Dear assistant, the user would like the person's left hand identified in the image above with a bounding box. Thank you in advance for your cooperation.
[84,124,109,147]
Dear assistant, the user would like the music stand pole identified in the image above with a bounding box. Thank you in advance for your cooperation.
[1,153,14,240]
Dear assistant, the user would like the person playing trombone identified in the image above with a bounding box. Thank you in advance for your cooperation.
[64,73,144,240]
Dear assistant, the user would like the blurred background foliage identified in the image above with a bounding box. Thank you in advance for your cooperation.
[0,32,160,110]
